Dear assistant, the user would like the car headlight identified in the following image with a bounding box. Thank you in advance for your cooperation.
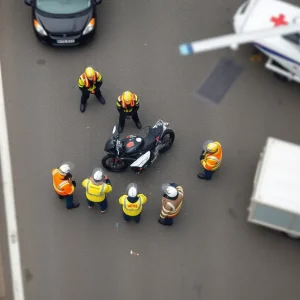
[83,18,95,35]
[33,19,47,36]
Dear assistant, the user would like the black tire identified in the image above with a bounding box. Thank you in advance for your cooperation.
[159,129,175,153]
[102,154,128,172]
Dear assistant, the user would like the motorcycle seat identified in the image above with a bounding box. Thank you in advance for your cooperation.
[142,134,157,150]
[142,126,163,150]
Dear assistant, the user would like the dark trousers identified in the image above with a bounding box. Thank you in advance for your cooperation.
[58,194,76,209]
[203,168,214,180]
[123,212,141,223]
[87,198,108,211]
[159,217,173,226]
[81,88,103,105]
[119,111,140,128]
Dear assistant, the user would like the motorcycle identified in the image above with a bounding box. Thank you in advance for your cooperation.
[102,119,175,173]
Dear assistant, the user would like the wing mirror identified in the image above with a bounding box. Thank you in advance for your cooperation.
[24,0,33,6]
[94,0,102,5]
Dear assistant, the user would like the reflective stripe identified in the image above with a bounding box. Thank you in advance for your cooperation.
[162,207,171,213]
[86,179,105,197]
[202,144,222,171]
[80,72,99,89]
[166,202,175,210]
[118,95,136,109]
[52,169,58,175]
[57,180,69,191]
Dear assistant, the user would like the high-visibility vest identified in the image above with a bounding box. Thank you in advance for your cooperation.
[51,169,74,196]
[123,197,142,216]
[201,143,222,171]
[117,94,138,112]
[85,179,107,202]
[78,72,101,91]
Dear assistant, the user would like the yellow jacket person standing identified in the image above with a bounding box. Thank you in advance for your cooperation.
[82,168,112,213]
[119,183,147,223]
[78,67,105,113]
[116,91,141,133]
[158,182,183,226]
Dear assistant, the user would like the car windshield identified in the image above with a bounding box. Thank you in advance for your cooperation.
[36,0,91,15]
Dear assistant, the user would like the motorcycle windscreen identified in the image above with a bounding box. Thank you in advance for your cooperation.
[130,151,151,168]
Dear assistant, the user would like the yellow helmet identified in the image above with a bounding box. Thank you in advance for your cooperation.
[122,91,133,104]
[85,67,95,80]
[206,142,218,153]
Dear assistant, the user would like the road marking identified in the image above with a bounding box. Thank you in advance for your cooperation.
[0,62,25,300]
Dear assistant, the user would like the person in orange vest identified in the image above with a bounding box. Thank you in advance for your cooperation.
[116,91,141,133]
[78,67,105,113]
[158,182,184,226]
[51,164,80,210]
[198,140,222,180]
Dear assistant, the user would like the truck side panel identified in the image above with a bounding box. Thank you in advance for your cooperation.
[252,203,293,229]
[290,216,300,232]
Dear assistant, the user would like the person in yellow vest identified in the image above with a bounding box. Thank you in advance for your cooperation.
[158,182,184,226]
[51,164,80,210]
[116,91,141,133]
[118,183,147,223]
[81,169,112,213]
[198,140,222,180]
[78,67,105,113]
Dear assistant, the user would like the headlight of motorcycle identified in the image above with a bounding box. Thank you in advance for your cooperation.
[33,19,47,36]
[83,18,95,35]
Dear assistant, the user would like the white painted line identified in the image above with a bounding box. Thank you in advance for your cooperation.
[0,62,25,300]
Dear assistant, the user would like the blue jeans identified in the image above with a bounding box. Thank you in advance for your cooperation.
[204,168,214,180]
[87,198,108,211]
[123,212,141,223]
[65,195,76,209]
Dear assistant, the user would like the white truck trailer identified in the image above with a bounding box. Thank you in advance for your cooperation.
[249,137,300,239]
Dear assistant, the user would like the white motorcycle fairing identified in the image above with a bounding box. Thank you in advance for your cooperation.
[130,151,151,168]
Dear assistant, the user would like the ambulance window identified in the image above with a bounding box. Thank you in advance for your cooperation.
[283,33,300,45]
[240,1,249,14]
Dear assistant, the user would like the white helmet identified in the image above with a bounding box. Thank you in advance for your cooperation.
[93,170,103,181]
[59,164,70,175]
[128,186,137,198]
[165,186,178,198]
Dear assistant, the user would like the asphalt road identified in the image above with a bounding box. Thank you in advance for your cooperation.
[1,0,300,299]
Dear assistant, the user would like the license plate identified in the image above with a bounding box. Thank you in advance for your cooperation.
[56,39,75,44]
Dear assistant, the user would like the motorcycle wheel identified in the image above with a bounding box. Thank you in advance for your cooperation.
[159,129,175,153]
[102,154,128,172]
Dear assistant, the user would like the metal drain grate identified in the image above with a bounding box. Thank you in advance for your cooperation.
[197,58,243,104]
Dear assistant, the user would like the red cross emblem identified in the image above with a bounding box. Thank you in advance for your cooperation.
[270,14,288,26]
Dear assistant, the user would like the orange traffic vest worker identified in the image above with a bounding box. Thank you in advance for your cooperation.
[116,91,142,133]
[118,183,147,223]
[198,141,222,180]
[51,164,80,210]
[78,66,105,113]
[158,183,184,226]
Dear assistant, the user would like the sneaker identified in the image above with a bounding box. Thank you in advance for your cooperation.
[88,206,93,209]
[100,210,106,214]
